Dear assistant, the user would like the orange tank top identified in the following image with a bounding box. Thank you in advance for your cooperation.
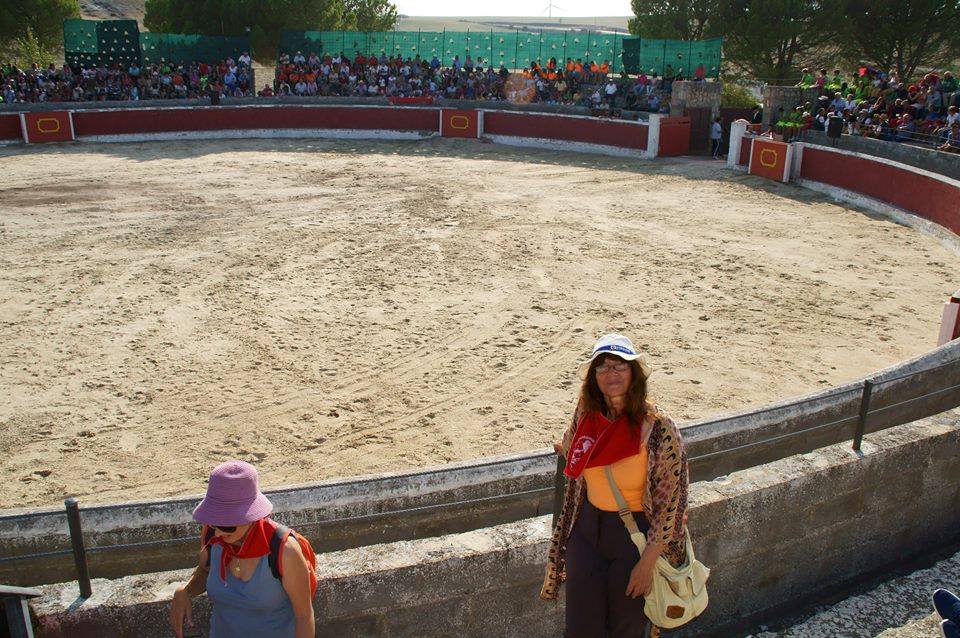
[583,445,648,512]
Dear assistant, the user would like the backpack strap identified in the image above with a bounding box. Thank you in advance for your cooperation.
[202,525,215,569]
[603,465,648,554]
[268,523,291,580]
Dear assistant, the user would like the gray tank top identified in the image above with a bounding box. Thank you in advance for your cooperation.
[206,543,296,638]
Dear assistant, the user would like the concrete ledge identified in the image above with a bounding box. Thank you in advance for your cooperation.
[3,339,958,587]
[31,411,960,637]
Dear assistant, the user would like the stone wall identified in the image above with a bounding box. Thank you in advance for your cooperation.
[762,85,820,128]
[5,339,959,588]
[32,412,960,637]
[670,80,722,118]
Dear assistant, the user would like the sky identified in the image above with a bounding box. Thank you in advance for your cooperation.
[393,0,632,16]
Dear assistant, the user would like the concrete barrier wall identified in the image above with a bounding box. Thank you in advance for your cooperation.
[3,340,958,587]
[32,412,960,638]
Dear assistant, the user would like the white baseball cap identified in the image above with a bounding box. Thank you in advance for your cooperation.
[578,332,641,369]
[578,333,647,378]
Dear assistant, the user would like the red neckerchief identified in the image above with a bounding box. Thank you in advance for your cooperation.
[564,411,642,479]
[205,517,274,583]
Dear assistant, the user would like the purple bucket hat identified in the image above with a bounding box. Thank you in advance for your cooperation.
[192,460,273,527]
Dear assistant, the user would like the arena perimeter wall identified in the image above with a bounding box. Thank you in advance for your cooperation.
[0,103,660,156]
[30,413,960,638]
[2,339,958,587]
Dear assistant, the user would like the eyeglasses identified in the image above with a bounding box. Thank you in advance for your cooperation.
[214,525,237,533]
[595,361,630,375]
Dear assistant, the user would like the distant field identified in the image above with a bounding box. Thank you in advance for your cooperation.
[396,16,630,33]
[77,1,629,33]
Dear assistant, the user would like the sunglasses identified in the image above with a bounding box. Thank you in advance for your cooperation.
[213,525,237,533]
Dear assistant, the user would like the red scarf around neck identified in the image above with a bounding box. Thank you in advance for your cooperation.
[204,517,274,583]
[565,411,643,479]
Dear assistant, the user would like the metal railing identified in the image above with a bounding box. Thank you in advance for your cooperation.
[2,354,957,597]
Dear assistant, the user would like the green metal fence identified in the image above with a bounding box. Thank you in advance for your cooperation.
[621,36,722,77]
[64,19,140,67]
[279,29,720,74]
[64,19,250,68]
[139,32,249,66]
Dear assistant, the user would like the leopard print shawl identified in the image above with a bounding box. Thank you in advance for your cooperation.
[540,401,689,601]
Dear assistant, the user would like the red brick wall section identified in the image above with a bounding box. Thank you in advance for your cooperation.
[440,109,480,138]
[483,111,648,150]
[658,116,690,156]
[738,136,752,166]
[0,113,22,140]
[800,146,960,236]
[71,106,440,137]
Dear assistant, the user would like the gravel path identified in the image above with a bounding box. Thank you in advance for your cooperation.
[747,549,960,638]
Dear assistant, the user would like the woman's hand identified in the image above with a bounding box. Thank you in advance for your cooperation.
[169,585,193,638]
[552,441,563,454]
[625,553,657,599]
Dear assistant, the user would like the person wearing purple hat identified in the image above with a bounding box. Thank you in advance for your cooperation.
[169,460,315,638]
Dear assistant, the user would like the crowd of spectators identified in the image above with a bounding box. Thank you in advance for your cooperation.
[788,66,960,153]
[0,55,254,104]
[269,50,692,111]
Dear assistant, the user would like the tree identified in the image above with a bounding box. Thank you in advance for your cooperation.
[628,0,719,40]
[0,0,80,53]
[718,0,840,82]
[144,0,344,60]
[834,0,960,80]
[342,0,398,32]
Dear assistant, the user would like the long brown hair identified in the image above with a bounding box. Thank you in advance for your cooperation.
[578,354,649,431]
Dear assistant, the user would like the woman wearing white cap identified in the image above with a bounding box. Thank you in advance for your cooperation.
[540,334,690,637]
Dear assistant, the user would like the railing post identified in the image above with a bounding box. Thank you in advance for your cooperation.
[551,454,566,528]
[853,380,874,452]
[64,498,92,598]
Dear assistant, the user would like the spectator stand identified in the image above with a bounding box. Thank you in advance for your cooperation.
[0,20,254,105]
[763,66,959,156]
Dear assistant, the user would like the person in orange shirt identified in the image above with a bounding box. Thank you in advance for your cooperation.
[542,334,690,637]
[600,61,609,74]
[566,58,575,72]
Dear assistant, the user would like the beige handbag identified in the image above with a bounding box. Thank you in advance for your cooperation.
[604,466,710,629]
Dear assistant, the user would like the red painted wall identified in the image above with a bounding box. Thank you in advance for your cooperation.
[72,106,439,137]
[0,113,21,141]
[800,146,960,236]
[658,116,690,156]
[440,109,480,138]
[738,136,751,166]
[483,111,648,150]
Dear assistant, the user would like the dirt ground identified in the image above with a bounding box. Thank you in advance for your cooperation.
[0,137,956,509]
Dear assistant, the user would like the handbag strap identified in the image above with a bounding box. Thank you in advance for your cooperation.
[603,465,648,554]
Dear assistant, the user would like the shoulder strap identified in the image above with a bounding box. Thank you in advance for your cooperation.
[604,465,647,554]
[268,523,291,580]
[202,525,215,568]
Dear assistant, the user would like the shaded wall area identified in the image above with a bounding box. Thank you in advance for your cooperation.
[32,413,960,637]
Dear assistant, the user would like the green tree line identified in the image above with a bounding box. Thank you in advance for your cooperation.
[0,0,80,65]
[629,0,960,82]
[143,0,398,61]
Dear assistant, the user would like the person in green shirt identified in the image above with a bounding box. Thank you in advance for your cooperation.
[827,69,843,92]
[942,71,958,95]
[797,67,814,88]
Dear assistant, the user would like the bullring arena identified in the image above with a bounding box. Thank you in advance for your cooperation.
[1,98,959,637]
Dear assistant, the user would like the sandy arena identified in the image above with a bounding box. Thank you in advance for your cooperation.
[0,136,957,509]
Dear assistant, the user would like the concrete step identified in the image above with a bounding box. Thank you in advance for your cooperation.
[745,549,959,638]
